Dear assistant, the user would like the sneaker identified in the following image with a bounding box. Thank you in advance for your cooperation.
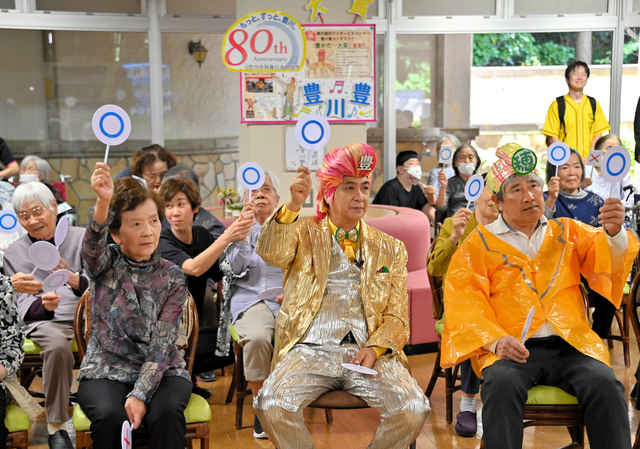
[454,411,477,437]
[192,384,212,399]
[253,415,267,439]
[198,371,217,382]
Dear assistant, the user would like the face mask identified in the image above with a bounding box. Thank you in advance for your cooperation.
[19,174,39,183]
[458,162,475,176]
[403,166,423,182]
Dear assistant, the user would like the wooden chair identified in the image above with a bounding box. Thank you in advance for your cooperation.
[5,404,31,449]
[424,239,462,425]
[480,385,584,449]
[308,391,417,449]
[224,325,253,429]
[72,292,211,449]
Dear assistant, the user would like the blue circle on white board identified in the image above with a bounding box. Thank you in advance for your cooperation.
[92,104,132,146]
[237,162,266,191]
[242,167,261,186]
[0,210,18,234]
[301,121,324,145]
[295,114,331,151]
[99,112,124,138]
[548,142,570,165]
[469,179,481,196]
[465,174,484,203]
[441,148,452,160]
[606,153,625,177]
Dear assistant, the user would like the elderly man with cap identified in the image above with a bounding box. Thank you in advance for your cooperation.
[373,150,433,213]
[253,143,430,449]
[441,143,639,449]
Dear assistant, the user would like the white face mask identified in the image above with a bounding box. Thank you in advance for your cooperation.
[403,166,423,183]
[19,174,39,183]
[458,162,475,176]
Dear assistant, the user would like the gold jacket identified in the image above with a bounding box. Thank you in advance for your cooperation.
[256,211,411,371]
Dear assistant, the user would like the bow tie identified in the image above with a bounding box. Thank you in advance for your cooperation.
[335,227,358,244]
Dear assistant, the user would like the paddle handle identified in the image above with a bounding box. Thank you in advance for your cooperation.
[103,145,110,164]
[609,182,615,199]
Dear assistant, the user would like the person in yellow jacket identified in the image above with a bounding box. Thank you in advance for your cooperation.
[253,143,430,449]
[542,60,610,158]
[427,185,499,437]
[441,142,639,449]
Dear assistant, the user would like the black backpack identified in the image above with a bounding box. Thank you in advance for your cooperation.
[556,95,596,138]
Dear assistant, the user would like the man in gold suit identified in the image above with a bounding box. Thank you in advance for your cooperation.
[254,143,430,449]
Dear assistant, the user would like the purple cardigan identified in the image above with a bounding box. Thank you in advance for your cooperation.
[78,206,190,403]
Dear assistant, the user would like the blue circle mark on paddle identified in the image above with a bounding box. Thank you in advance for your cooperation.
[242,167,260,185]
[550,145,566,162]
[301,120,324,145]
[99,112,125,138]
[469,179,481,197]
[606,153,626,177]
[0,214,16,230]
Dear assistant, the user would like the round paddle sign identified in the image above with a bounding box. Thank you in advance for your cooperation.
[438,145,454,165]
[29,241,61,271]
[600,146,631,183]
[42,270,70,293]
[295,114,330,151]
[464,174,485,203]
[547,142,571,167]
[237,162,266,192]
[92,105,132,146]
[512,148,537,175]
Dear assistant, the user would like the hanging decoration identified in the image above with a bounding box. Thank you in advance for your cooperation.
[347,0,374,24]
[304,0,330,23]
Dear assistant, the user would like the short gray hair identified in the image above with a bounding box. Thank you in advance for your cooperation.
[239,169,281,200]
[438,133,461,152]
[12,182,56,213]
[495,173,544,202]
[21,155,51,182]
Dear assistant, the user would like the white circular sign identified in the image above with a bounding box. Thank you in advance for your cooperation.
[92,105,132,146]
[341,363,377,375]
[601,146,631,183]
[29,241,61,271]
[0,210,19,234]
[439,145,454,165]
[295,114,331,151]
[55,216,69,248]
[547,142,571,166]
[237,162,266,191]
[464,174,485,203]
[42,269,70,293]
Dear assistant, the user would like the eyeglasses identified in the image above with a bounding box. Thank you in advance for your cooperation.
[17,206,47,223]
[250,186,274,196]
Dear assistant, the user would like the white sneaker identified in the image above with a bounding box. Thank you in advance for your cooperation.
[253,430,268,439]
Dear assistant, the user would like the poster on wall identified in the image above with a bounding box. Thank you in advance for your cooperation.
[240,24,376,124]
[222,10,306,72]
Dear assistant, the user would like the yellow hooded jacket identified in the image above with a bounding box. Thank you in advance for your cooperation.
[441,217,639,376]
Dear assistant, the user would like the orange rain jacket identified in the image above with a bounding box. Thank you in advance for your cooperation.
[441,218,639,376]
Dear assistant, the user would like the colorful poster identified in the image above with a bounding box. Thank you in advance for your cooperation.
[222,10,306,72]
[240,24,376,124]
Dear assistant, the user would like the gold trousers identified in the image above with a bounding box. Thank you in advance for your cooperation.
[254,344,430,449]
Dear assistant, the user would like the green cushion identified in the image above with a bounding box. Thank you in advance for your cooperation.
[73,403,91,431]
[434,318,444,336]
[23,338,43,355]
[5,404,31,432]
[526,385,579,405]
[24,338,78,355]
[229,325,240,342]
[184,393,212,423]
[624,283,630,296]
[73,393,211,432]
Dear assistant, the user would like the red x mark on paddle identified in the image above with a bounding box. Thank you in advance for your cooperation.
[589,153,601,163]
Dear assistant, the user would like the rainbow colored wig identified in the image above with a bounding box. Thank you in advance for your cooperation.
[316,143,377,218]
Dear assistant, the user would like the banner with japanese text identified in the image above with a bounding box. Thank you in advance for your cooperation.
[240,24,376,124]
